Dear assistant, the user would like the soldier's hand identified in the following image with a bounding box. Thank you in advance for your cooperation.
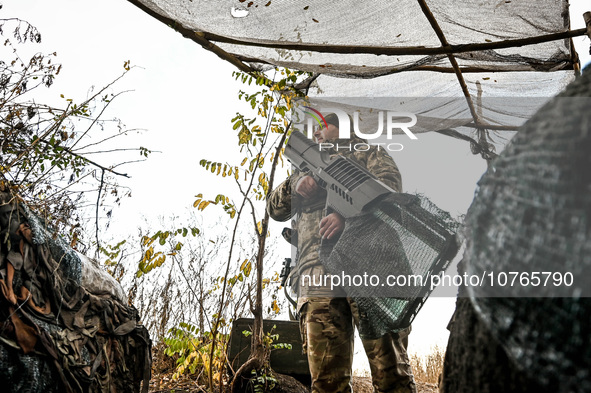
[319,212,345,240]
[295,176,320,199]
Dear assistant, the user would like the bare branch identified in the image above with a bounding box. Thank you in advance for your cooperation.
[95,169,105,258]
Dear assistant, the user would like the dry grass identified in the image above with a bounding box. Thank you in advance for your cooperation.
[351,376,439,393]
[350,346,445,393]
[410,346,445,386]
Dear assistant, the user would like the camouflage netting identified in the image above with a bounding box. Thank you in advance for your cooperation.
[319,193,460,339]
[130,0,576,74]
[460,68,591,391]
[127,0,585,154]
[0,190,151,393]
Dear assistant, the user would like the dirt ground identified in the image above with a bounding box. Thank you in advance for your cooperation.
[150,365,441,392]
[149,375,438,392]
[352,377,438,393]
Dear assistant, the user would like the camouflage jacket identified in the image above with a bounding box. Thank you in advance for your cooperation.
[267,136,402,292]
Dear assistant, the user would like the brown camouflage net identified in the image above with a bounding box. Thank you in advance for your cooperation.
[0,189,151,393]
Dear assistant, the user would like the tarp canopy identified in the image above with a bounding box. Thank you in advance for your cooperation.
[127,0,589,154]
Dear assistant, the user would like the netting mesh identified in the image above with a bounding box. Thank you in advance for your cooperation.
[319,193,460,339]
[460,68,591,390]
[22,204,82,284]
[0,342,59,393]
[130,0,581,154]
[294,93,570,156]
[135,0,573,74]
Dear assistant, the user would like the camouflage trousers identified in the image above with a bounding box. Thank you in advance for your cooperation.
[299,297,417,393]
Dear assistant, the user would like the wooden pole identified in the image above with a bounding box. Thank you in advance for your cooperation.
[201,28,588,58]
[233,53,575,73]
[415,0,480,126]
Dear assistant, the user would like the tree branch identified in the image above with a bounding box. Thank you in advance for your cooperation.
[95,169,105,259]
[32,138,131,178]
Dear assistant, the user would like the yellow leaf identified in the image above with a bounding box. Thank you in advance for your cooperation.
[240,259,249,271]
[193,194,203,208]
[238,127,251,144]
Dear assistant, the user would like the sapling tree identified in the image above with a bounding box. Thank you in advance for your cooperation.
[134,66,314,391]
[193,68,313,391]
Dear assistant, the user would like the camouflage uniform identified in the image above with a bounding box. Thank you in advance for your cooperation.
[267,136,417,393]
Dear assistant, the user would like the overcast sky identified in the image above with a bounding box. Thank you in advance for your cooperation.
[3,0,590,358]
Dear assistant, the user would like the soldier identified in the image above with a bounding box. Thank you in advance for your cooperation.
[267,113,417,393]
